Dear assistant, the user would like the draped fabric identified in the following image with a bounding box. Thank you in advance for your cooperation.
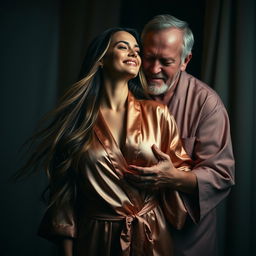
[153,71,235,256]
[57,0,121,96]
[201,0,256,255]
[38,92,192,256]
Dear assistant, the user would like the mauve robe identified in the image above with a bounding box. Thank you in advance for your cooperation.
[38,91,192,256]
[153,71,235,256]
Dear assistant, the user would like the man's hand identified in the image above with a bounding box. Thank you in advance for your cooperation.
[125,144,179,190]
[124,144,197,194]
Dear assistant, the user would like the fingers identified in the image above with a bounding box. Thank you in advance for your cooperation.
[129,165,157,176]
[125,172,154,182]
[125,166,156,184]
[151,144,170,161]
[125,165,158,190]
[124,172,157,190]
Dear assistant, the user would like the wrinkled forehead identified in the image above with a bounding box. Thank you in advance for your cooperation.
[142,29,183,55]
[143,28,183,47]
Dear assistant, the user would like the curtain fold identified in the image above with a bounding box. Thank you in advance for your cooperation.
[57,0,121,96]
[201,0,256,255]
[0,1,60,255]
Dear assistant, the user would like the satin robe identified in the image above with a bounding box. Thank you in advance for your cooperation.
[38,92,192,256]
[153,71,235,256]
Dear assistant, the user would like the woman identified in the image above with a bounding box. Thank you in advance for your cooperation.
[23,28,192,256]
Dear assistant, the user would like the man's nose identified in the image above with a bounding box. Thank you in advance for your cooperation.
[148,61,161,74]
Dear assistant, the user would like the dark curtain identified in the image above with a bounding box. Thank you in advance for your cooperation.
[57,0,121,95]
[0,1,60,255]
[201,0,256,255]
[120,0,206,79]
[1,0,255,255]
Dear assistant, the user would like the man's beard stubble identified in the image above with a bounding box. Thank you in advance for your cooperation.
[147,83,169,95]
[147,70,181,96]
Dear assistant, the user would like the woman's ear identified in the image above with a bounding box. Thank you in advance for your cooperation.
[98,59,103,68]
[99,60,104,68]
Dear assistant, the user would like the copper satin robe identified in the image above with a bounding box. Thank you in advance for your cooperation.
[38,92,192,256]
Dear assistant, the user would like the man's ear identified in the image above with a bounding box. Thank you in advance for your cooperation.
[180,53,192,71]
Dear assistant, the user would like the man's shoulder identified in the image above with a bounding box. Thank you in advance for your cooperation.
[182,72,221,100]
[180,72,224,107]
[180,72,228,119]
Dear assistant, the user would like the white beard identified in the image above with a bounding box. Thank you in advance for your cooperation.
[147,70,181,96]
[147,82,169,95]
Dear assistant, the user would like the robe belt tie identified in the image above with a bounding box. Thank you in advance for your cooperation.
[87,199,158,256]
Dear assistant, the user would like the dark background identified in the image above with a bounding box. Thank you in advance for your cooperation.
[120,0,205,78]
[1,0,255,255]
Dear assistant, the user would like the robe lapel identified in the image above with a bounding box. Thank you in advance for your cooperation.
[93,91,143,208]
[123,91,142,165]
[93,110,128,178]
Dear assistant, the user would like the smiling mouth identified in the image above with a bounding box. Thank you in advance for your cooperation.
[123,60,137,66]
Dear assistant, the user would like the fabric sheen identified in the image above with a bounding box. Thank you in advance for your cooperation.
[38,91,192,256]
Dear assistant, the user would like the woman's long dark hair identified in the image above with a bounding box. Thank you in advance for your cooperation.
[17,27,146,208]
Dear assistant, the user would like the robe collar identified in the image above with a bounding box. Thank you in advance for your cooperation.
[93,91,143,207]
[93,91,141,175]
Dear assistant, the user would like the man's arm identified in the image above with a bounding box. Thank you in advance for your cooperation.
[126,144,197,194]
[125,102,235,222]
[186,104,235,220]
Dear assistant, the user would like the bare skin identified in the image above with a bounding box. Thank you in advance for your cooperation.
[100,79,128,148]
[100,31,140,148]
[61,239,73,256]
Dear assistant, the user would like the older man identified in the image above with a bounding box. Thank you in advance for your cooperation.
[126,15,235,256]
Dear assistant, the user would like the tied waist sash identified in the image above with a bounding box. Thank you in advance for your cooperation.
[86,199,158,256]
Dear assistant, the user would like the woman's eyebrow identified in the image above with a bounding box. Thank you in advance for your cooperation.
[113,40,139,48]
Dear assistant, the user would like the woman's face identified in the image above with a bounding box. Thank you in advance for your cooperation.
[102,31,141,80]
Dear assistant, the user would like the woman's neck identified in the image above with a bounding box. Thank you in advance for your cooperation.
[101,78,129,111]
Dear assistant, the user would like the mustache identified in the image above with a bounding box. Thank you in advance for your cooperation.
[148,73,167,80]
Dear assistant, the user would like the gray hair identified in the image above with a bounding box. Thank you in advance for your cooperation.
[141,14,194,62]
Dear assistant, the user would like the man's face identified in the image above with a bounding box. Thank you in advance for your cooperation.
[142,28,190,95]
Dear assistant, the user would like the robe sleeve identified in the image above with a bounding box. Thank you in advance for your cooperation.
[182,95,235,223]
[159,106,193,229]
[38,165,77,242]
[38,200,77,242]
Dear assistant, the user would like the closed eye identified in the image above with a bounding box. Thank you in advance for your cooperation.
[117,44,128,50]
[161,59,175,66]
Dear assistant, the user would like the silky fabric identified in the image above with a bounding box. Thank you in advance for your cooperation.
[38,91,192,256]
[153,71,235,256]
